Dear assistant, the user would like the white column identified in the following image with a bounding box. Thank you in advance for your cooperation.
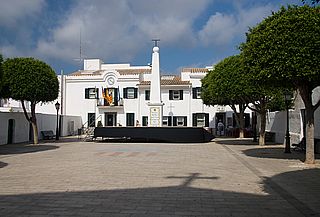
[148,46,164,127]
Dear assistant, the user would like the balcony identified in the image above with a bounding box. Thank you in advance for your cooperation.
[96,98,124,108]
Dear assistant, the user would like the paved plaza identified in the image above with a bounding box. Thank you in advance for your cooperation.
[0,138,319,217]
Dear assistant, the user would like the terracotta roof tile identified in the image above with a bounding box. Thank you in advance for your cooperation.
[138,76,190,86]
[181,68,210,73]
[68,70,103,76]
[117,68,151,75]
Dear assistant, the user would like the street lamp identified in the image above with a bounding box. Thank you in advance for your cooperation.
[55,101,60,141]
[284,92,291,153]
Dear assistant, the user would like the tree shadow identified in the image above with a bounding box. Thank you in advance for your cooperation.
[0,161,8,168]
[214,138,259,146]
[242,147,320,161]
[0,144,59,155]
[0,170,319,216]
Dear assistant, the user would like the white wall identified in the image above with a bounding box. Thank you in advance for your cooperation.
[0,112,82,145]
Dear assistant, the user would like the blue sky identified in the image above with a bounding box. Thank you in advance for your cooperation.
[0,0,303,75]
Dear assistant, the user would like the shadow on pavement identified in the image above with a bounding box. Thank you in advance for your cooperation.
[243,147,320,161]
[0,144,59,155]
[0,170,319,216]
[0,161,8,168]
[214,138,259,146]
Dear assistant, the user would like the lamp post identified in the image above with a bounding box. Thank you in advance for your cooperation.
[284,92,291,153]
[55,101,60,141]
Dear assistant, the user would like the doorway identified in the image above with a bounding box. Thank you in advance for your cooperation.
[7,119,15,144]
[105,112,117,126]
[215,113,226,136]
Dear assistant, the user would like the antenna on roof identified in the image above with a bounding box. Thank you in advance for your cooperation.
[73,27,84,70]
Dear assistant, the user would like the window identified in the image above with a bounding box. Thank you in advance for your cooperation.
[173,116,187,126]
[145,90,150,100]
[126,113,135,126]
[123,88,138,99]
[162,116,172,126]
[169,90,183,100]
[87,113,96,127]
[192,113,209,127]
[142,116,148,126]
[85,88,98,99]
[192,87,201,99]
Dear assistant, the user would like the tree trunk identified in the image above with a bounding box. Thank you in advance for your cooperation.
[298,85,315,164]
[259,108,267,146]
[239,111,245,139]
[30,102,39,144]
[230,104,247,139]
[305,106,315,164]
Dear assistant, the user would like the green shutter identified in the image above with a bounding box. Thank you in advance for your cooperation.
[192,113,197,127]
[205,113,209,127]
[169,90,173,100]
[192,88,197,99]
[180,90,183,100]
[85,88,89,99]
[123,88,128,99]
[183,117,187,126]
[168,116,172,126]
[134,88,138,98]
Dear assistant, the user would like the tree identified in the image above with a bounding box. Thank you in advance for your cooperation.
[0,54,3,93]
[241,5,320,164]
[202,55,250,138]
[2,57,59,144]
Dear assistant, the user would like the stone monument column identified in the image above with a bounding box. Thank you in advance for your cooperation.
[148,41,164,127]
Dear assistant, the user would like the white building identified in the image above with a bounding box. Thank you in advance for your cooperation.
[59,58,245,133]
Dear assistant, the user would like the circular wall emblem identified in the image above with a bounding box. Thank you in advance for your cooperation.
[107,77,115,85]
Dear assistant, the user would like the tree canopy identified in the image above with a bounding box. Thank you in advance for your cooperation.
[3,57,59,103]
[241,5,320,163]
[241,5,320,90]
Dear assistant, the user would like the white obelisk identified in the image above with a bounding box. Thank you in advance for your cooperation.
[148,40,164,127]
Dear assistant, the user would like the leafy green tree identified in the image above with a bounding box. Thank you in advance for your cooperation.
[202,55,250,138]
[2,57,59,144]
[241,5,320,164]
[202,54,287,145]
[0,54,3,93]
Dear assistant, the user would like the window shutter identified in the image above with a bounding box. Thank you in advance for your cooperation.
[205,113,209,127]
[192,88,197,99]
[180,90,183,100]
[95,88,99,99]
[168,116,172,126]
[123,88,128,99]
[192,113,197,127]
[142,116,148,126]
[134,88,138,98]
[169,90,173,100]
[114,88,118,106]
[85,88,89,99]
[184,117,187,126]
[145,90,150,100]
[173,117,177,126]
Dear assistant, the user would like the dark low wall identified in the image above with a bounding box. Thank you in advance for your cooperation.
[94,127,214,143]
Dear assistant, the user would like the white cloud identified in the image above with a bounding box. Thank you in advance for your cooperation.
[198,3,276,46]
[0,0,45,26]
[35,0,210,64]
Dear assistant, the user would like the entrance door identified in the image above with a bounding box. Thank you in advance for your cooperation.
[7,119,15,144]
[105,112,117,126]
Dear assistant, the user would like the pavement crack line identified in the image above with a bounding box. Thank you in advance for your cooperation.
[221,144,319,217]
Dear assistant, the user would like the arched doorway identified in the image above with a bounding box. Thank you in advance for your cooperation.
[7,119,15,144]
